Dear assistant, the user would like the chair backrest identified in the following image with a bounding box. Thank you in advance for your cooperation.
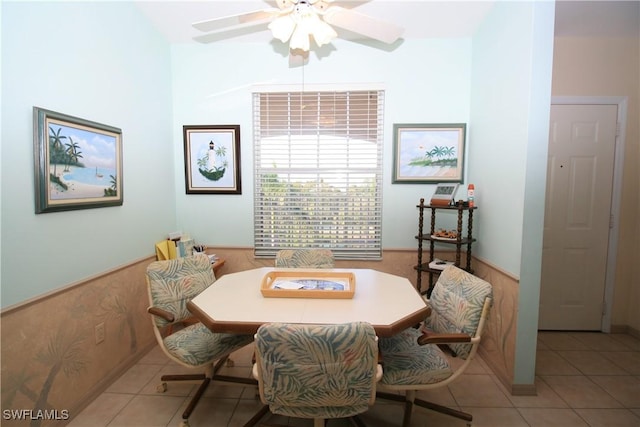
[146,254,215,328]
[275,249,335,268]
[425,266,493,359]
[254,322,379,419]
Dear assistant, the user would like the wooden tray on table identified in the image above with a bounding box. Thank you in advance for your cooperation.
[260,270,356,299]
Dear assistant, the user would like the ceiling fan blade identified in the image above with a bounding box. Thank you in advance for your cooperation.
[192,9,279,33]
[275,0,296,10]
[273,0,332,6]
[193,23,272,44]
[322,6,404,44]
[310,0,335,13]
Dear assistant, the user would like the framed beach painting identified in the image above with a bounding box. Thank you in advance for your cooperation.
[183,125,242,194]
[33,107,123,214]
[392,123,466,183]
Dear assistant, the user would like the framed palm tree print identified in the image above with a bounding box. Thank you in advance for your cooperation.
[392,123,466,183]
[33,107,123,213]
[183,125,242,194]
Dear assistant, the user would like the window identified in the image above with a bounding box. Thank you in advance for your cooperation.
[253,89,384,260]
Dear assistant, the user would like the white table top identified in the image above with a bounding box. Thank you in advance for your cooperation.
[187,267,429,337]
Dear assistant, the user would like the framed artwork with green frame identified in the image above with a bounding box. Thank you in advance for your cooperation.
[33,107,123,214]
[392,123,466,183]
[183,125,242,194]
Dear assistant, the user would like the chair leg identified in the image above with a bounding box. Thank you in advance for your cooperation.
[156,374,211,426]
[181,377,211,421]
[375,391,414,427]
[158,373,206,393]
[158,357,258,426]
[313,418,325,427]
[210,355,259,386]
[401,400,413,427]
[375,391,405,403]
[349,415,367,427]
[377,390,472,425]
[160,373,206,382]
[213,355,228,375]
[242,404,270,427]
[413,398,473,423]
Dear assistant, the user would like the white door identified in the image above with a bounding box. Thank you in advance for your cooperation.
[538,104,618,330]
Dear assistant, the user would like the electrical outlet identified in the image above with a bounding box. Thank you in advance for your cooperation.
[95,322,105,345]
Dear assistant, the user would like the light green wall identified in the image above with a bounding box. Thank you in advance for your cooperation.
[1,1,175,307]
[1,0,557,386]
[170,39,473,248]
[170,4,555,386]
[470,1,555,384]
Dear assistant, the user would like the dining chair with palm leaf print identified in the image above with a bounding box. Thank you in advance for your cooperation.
[146,254,256,427]
[244,321,382,427]
[376,265,493,427]
[274,249,335,268]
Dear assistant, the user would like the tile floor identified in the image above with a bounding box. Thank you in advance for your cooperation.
[68,332,640,427]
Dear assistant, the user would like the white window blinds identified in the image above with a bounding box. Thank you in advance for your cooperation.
[253,89,384,260]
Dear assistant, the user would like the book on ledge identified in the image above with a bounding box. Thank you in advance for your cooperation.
[428,258,455,271]
[155,240,178,260]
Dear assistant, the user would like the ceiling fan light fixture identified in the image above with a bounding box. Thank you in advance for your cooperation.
[193,1,405,54]
[269,15,296,43]
[268,0,337,52]
[307,15,337,47]
[289,24,311,51]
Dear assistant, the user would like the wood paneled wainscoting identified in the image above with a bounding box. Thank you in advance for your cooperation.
[1,257,157,426]
[0,248,522,426]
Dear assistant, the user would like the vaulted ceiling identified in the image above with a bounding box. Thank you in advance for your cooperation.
[134,0,639,46]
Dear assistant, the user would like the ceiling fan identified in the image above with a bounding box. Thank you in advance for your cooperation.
[192,0,404,52]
